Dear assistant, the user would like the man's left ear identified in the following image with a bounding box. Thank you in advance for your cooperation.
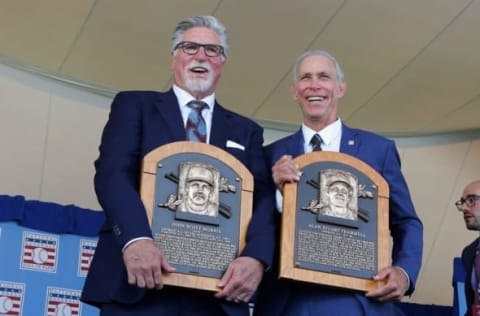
[338,80,347,98]
[170,55,175,71]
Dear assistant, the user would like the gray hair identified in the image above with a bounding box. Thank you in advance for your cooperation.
[171,15,229,59]
[292,50,344,84]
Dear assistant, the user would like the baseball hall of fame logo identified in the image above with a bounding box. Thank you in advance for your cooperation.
[20,232,59,273]
[0,281,24,315]
[45,287,81,316]
[78,240,96,277]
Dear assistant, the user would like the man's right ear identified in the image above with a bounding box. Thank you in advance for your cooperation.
[290,84,299,101]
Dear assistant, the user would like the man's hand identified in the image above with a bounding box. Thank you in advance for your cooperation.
[272,155,301,191]
[214,257,264,303]
[122,239,176,289]
[365,266,409,301]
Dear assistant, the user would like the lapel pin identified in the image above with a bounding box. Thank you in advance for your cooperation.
[348,140,355,146]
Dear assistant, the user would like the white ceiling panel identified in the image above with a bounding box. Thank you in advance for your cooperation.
[0,0,479,135]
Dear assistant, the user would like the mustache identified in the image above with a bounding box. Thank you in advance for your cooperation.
[188,60,212,72]
[193,192,206,198]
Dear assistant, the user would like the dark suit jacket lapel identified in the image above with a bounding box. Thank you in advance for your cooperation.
[209,102,231,149]
[466,239,479,283]
[340,124,360,156]
[155,89,187,141]
[288,128,305,158]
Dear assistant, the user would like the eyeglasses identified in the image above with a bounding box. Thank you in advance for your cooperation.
[174,41,224,57]
[455,194,480,211]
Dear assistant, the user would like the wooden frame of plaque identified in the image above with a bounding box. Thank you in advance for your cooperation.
[140,141,253,291]
[280,151,390,292]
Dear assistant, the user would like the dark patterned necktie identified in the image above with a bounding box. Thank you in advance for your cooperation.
[186,100,208,142]
[310,134,323,151]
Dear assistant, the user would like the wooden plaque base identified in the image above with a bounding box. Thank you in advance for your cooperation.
[280,151,390,292]
[140,141,253,291]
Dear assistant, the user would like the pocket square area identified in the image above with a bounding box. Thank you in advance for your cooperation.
[226,140,245,151]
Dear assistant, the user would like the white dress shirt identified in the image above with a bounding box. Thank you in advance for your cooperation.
[173,85,215,143]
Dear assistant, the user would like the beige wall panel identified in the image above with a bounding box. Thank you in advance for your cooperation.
[453,139,480,194]
[0,65,50,198]
[402,141,469,247]
[398,136,480,305]
[41,90,110,210]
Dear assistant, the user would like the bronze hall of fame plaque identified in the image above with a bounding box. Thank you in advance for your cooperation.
[280,151,390,292]
[140,141,253,291]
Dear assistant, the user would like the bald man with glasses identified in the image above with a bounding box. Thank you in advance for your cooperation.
[459,180,480,316]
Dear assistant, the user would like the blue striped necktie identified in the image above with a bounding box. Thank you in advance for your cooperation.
[186,100,208,142]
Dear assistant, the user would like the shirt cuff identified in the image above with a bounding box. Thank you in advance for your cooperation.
[275,189,283,212]
[122,236,153,252]
[396,266,411,291]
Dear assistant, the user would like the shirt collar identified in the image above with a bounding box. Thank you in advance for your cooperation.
[173,85,215,111]
[302,118,342,148]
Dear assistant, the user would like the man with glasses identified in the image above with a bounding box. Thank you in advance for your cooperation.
[81,15,276,316]
[458,180,480,316]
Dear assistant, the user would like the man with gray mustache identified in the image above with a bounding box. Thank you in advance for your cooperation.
[81,15,276,316]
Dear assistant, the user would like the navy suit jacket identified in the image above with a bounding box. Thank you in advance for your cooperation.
[461,238,478,316]
[254,124,423,316]
[81,90,276,316]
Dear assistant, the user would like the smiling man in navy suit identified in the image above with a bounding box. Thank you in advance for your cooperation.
[81,15,276,316]
[253,50,423,316]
